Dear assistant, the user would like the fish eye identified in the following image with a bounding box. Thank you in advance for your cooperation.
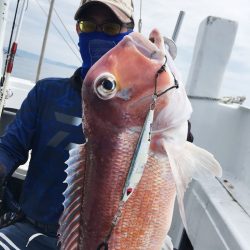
[94,73,117,100]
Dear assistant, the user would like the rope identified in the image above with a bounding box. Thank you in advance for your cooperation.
[34,0,81,63]
[188,95,246,105]
[51,2,79,52]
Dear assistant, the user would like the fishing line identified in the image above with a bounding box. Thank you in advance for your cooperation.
[34,0,81,63]
[138,0,142,32]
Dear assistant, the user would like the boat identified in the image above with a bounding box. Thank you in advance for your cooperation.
[169,16,250,250]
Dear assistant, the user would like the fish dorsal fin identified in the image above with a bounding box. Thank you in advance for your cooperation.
[162,123,222,230]
[58,144,86,250]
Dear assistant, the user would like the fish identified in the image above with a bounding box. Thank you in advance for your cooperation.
[58,29,222,250]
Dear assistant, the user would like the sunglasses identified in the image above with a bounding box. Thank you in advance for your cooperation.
[78,20,125,36]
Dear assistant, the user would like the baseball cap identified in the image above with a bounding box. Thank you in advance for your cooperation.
[74,0,134,25]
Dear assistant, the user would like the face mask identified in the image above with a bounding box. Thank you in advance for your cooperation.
[78,31,132,78]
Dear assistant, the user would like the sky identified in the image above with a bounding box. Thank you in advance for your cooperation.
[2,0,250,103]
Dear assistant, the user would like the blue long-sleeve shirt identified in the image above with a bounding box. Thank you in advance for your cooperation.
[0,68,85,224]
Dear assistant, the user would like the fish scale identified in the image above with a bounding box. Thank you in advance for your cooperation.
[109,156,176,250]
[80,124,140,248]
[82,98,176,249]
[59,30,177,250]
[79,121,176,250]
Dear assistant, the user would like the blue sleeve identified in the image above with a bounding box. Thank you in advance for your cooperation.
[0,82,40,176]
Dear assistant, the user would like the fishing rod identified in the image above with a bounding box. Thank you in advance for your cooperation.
[0,0,28,119]
[1,0,21,86]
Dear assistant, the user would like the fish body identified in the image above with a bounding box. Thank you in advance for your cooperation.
[58,30,222,250]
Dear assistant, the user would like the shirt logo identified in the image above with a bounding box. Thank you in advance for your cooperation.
[47,112,82,150]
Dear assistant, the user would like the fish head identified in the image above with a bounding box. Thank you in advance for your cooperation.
[82,29,192,136]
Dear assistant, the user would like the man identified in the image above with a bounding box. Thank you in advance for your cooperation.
[0,0,134,249]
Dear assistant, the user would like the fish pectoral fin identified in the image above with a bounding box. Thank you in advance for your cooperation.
[163,141,222,231]
[58,143,86,250]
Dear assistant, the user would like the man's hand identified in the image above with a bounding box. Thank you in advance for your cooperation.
[0,164,24,228]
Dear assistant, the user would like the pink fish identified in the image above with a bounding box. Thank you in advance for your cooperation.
[58,29,222,250]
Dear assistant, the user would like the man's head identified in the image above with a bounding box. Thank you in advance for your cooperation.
[76,0,134,77]
[75,0,134,28]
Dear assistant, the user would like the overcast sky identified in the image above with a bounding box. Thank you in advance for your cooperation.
[3,0,250,103]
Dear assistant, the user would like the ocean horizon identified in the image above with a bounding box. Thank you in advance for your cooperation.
[2,48,79,82]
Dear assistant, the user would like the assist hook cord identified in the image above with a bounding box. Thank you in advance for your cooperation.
[153,55,179,101]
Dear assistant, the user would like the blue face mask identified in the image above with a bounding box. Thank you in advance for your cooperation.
[78,31,132,78]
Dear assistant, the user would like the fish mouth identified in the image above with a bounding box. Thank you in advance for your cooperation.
[122,33,177,134]
[125,33,166,63]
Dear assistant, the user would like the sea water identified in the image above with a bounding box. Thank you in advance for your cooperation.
[2,50,78,82]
